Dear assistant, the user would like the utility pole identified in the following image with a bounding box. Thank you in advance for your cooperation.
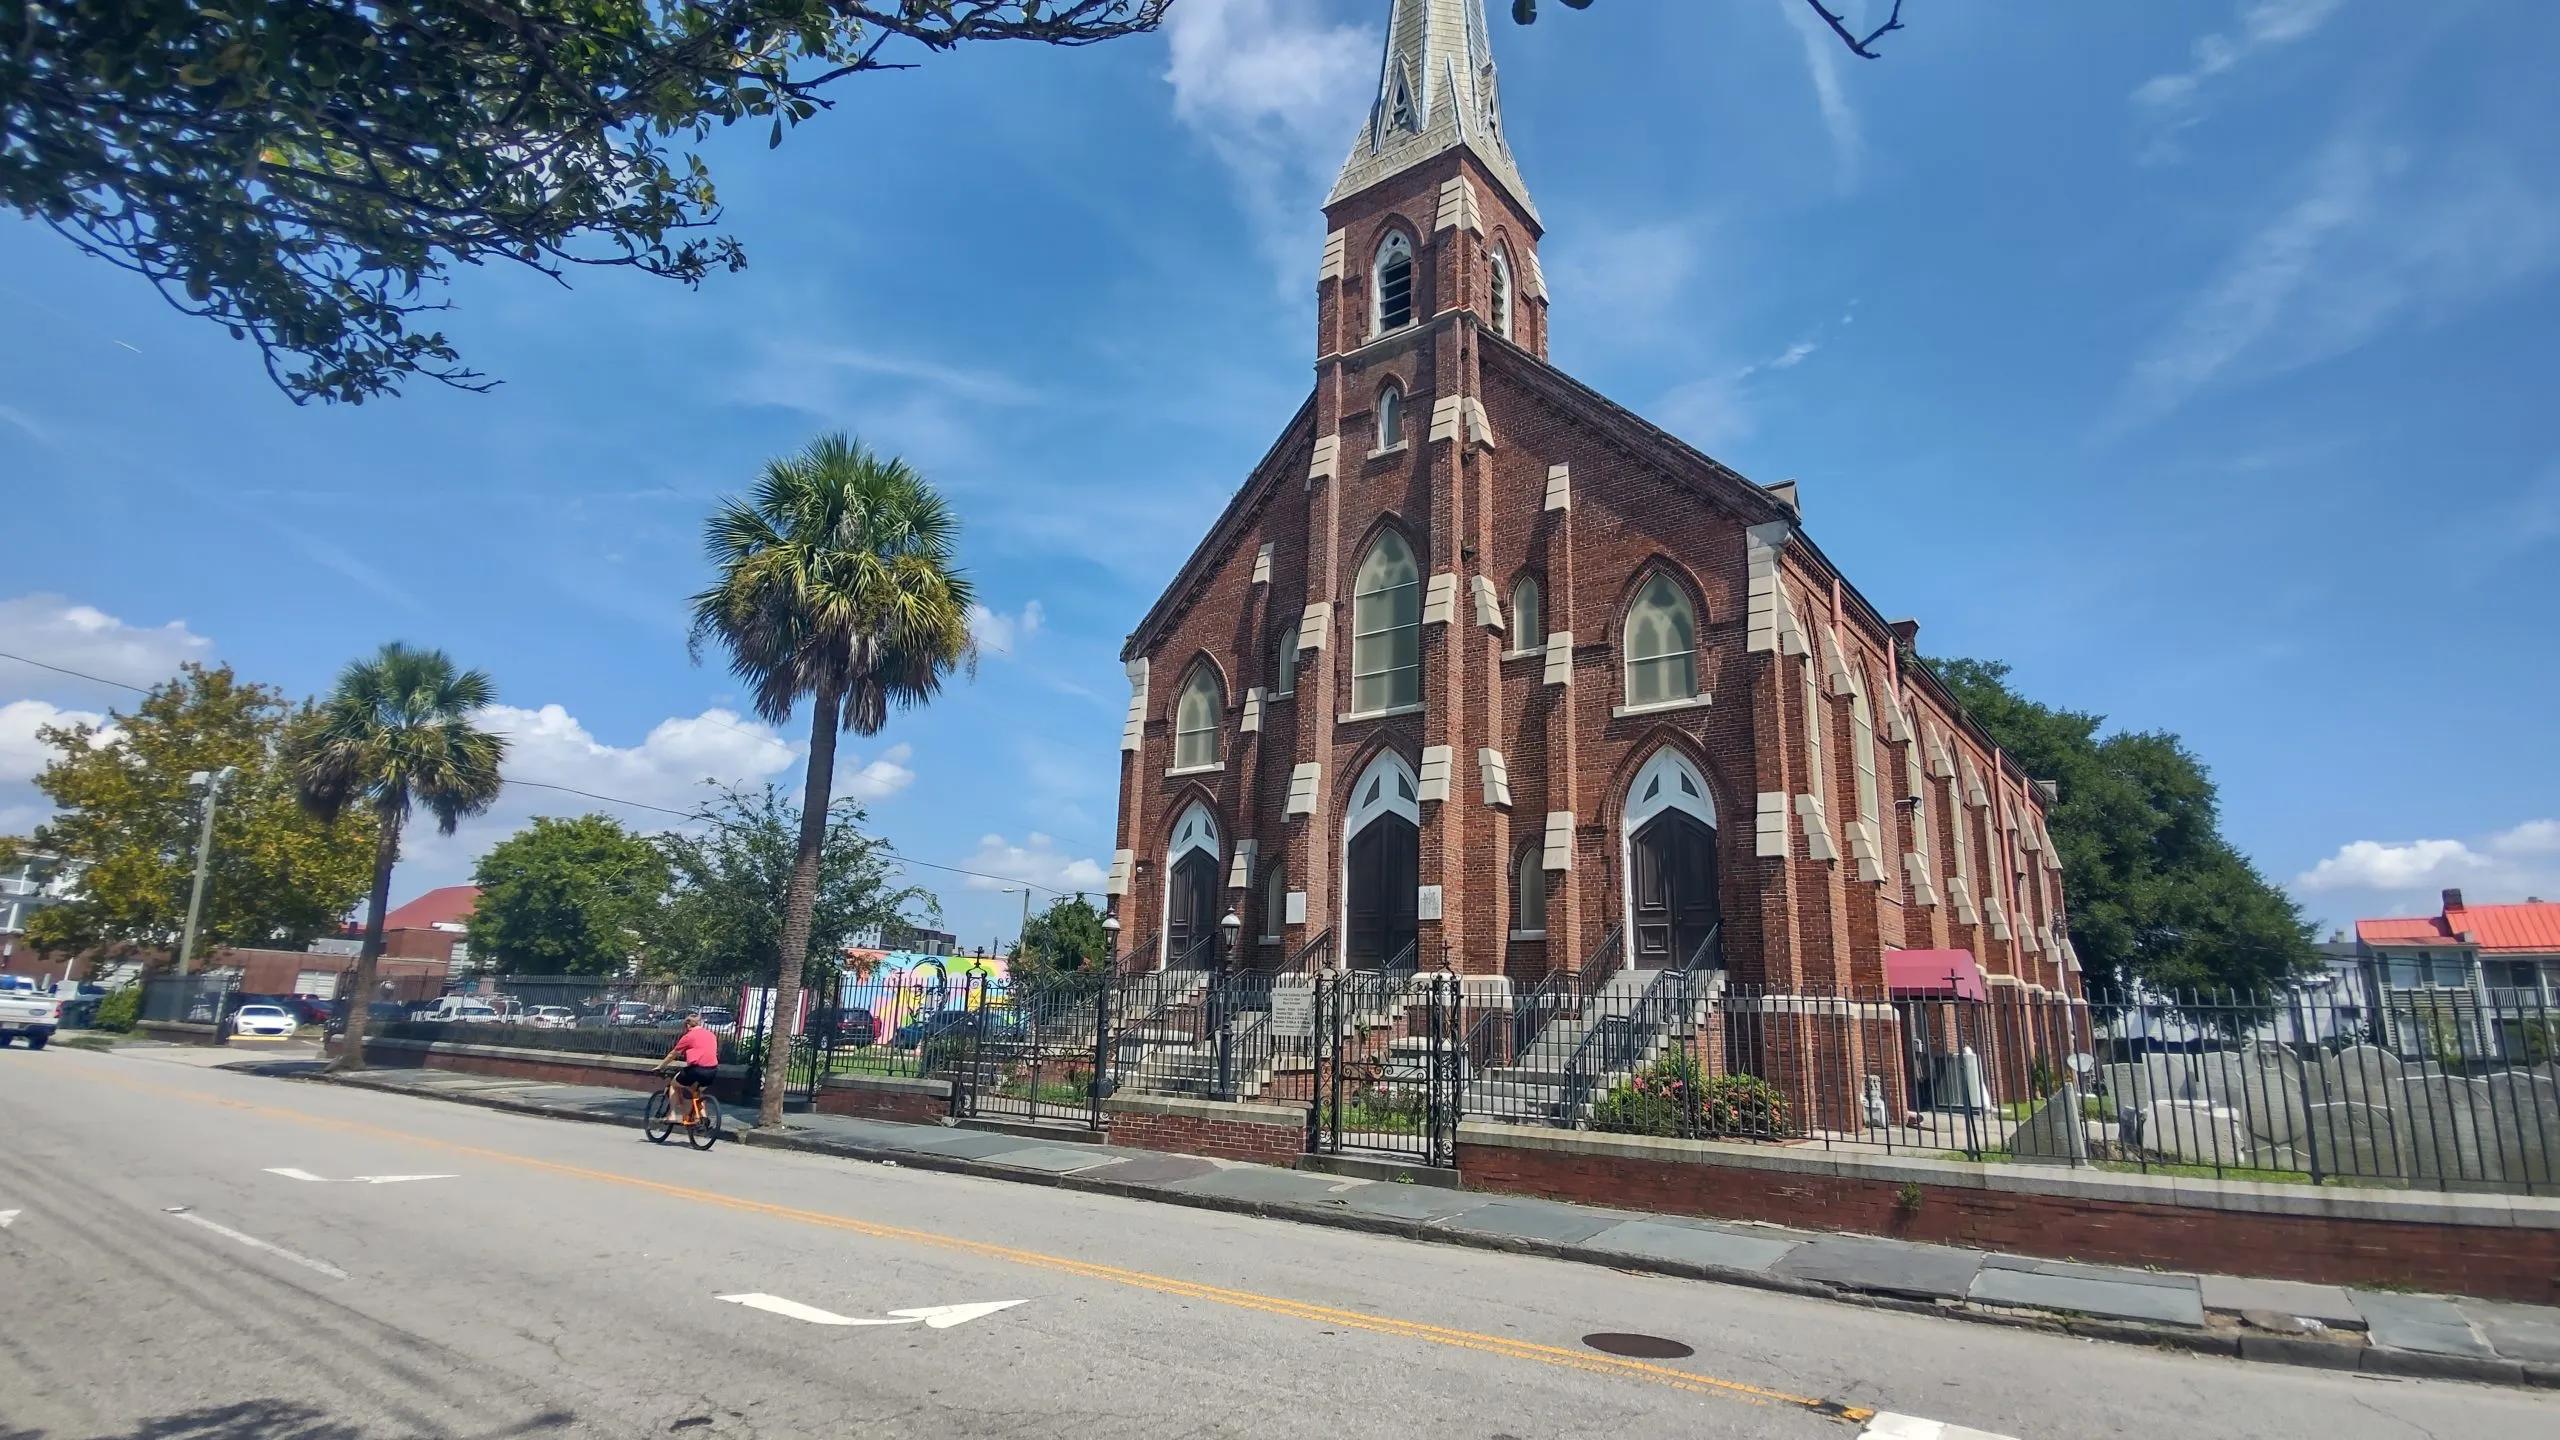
[1001,887,1032,954]
[176,766,237,976]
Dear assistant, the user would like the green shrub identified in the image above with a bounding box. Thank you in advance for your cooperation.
[93,986,140,1033]
[2027,1054,2061,1098]
[1589,1057,1791,1140]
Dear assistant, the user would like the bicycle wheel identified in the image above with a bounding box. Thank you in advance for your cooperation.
[643,1089,675,1145]
[687,1094,723,1150]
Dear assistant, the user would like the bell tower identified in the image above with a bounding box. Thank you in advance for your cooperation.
[1315,0,1547,363]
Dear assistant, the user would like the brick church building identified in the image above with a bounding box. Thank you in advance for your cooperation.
[1106,0,2082,1035]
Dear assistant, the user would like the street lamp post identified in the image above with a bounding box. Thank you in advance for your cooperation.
[1216,908,1242,1098]
[176,765,238,977]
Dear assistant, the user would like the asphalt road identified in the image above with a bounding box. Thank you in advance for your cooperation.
[1,1045,2551,1440]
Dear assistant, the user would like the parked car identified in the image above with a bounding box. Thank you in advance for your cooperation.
[410,996,502,1024]
[282,997,339,1027]
[525,1006,577,1029]
[0,990,59,1049]
[692,1006,736,1030]
[228,1003,299,1039]
[808,1007,880,1046]
[601,1001,657,1027]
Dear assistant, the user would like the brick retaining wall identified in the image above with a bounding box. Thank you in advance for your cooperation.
[1104,1093,1307,1165]
[812,1073,952,1125]
[1458,1122,2560,1305]
[326,1036,758,1104]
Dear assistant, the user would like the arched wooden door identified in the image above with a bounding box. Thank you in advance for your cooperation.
[1630,808,1719,969]
[1165,849,1221,967]
[1344,815,1419,969]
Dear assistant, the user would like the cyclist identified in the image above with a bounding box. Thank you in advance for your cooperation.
[656,1013,721,1121]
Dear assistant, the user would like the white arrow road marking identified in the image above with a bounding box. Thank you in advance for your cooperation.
[716,1294,1027,1329]
[265,1168,456,1184]
[1863,1412,2019,1440]
[164,1207,346,1280]
[0,1209,19,1229]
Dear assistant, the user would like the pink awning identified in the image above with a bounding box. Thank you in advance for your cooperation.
[1885,949,1988,1001]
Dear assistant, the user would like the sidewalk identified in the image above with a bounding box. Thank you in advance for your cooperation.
[289,1059,2560,1389]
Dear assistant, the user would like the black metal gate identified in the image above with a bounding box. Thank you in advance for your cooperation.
[785,972,840,1107]
[951,975,1109,1132]
[1311,971,1463,1166]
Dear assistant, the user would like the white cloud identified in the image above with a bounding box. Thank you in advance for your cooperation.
[2133,0,2345,164]
[957,832,1107,894]
[1164,0,1377,289]
[1653,374,1756,454]
[487,703,798,812]
[0,405,56,448]
[1546,219,1703,319]
[0,699,106,784]
[0,593,214,702]
[737,339,1035,414]
[2115,133,2560,429]
[2294,820,2560,912]
[839,741,916,802]
[1779,0,1862,190]
[969,600,1046,658]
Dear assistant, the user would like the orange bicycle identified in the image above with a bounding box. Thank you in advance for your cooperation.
[646,1064,723,1150]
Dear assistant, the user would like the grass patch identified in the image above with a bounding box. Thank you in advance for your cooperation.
[62,1034,122,1053]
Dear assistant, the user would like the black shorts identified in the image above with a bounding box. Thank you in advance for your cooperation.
[674,1063,719,1088]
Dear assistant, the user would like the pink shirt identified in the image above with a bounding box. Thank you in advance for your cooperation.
[673,1027,718,1067]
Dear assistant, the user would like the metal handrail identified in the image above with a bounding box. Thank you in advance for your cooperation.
[1283,927,1334,975]
[1569,925,1628,1006]
[1560,967,1688,1123]
[1171,932,1222,971]
[1683,920,1723,973]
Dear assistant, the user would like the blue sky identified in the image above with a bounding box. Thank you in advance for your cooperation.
[3,0,2555,949]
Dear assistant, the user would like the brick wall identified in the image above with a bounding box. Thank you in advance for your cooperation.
[1458,1128,2560,1305]
[1104,1095,1307,1166]
[329,1036,756,1104]
[811,1074,952,1126]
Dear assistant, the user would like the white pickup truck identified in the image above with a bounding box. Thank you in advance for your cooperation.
[409,996,502,1024]
[0,990,60,1050]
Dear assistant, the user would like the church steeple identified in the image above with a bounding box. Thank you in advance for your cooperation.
[1331,0,1538,223]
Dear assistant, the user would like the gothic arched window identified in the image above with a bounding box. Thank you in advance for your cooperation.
[1513,843,1548,935]
[1623,572,1698,707]
[1490,244,1514,340]
[1269,623,1299,698]
[1173,665,1222,770]
[1351,530,1421,713]
[1374,232,1415,335]
[1509,574,1543,651]
[1377,382,1405,450]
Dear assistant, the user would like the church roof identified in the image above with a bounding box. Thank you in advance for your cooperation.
[1330,0,1538,223]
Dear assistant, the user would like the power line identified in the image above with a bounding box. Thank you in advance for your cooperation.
[0,651,1072,898]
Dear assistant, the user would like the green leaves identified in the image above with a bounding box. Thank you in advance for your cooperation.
[1927,657,2316,997]
[647,783,931,984]
[472,815,671,976]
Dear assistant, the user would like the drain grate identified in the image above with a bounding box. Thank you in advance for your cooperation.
[1582,1331,1696,1360]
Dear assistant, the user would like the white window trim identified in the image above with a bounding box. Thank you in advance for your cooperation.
[1366,440,1411,461]
[1508,929,1549,942]
[1338,701,1426,724]
[1372,232,1416,338]
[1502,646,1544,661]
[1164,761,1226,779]
[1611,693,1713,720]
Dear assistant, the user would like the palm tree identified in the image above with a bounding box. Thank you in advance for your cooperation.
[691,433,974,1123]
[287,643,508,1071]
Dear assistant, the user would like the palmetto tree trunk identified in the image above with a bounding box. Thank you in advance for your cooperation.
[763,674,843,1123]
[336,817,402,1072]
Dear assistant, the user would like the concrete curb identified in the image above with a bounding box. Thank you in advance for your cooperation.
[296,1071,2555,1392]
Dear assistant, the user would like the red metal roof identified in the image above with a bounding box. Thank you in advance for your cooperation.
[381,884,479,931]
[2358,902,2560,953]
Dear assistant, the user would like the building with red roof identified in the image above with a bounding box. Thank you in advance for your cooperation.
[2354,888,2559,1058]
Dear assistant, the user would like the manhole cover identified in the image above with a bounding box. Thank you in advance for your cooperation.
[1582,1331,1695,1360]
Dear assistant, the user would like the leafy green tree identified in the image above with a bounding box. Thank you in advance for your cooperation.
[1013,893,1109,982]
[1928,657,2315,997]
[690,432,974,1123]
[648,783,933,985]
[286,643,508,1069]
[470,814,670,976]
[2,2,1164,404]
[6,664,376,959]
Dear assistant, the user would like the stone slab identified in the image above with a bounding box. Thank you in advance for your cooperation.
[1444,1200,1625,1246]
[1983,1254,2198,1292]
[1163,1165,1363,1207]
[2355,1291,2495,1358]
[1969,1267,2208,1327]
[1340,1183,1494,1223]
[1777,1237,1986,1301]
[1078,1154,1221,1186]
[2465,1300,2560,1364]
[868,1128,1050,1160]
[982,1144,1120,1175]
[1582,1220,1800,1275]
[2198,1275,2366,1328]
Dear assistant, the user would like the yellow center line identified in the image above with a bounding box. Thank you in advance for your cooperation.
[82,1061,1871,1422]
